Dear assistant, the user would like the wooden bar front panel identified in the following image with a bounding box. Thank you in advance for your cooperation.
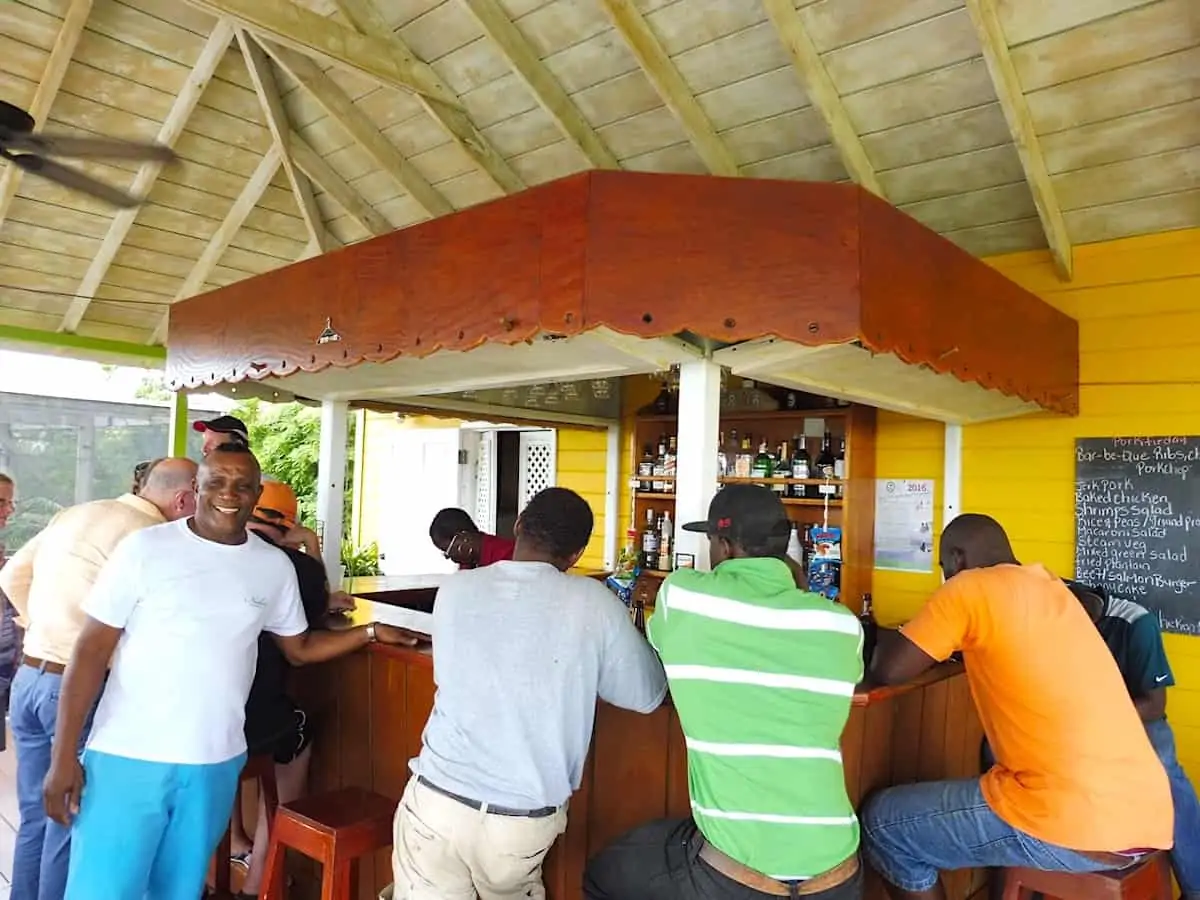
[294,651,983,900]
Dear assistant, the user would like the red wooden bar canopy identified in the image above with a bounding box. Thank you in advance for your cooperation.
[164,171,1077,423]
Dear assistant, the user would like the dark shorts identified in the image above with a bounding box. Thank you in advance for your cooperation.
[246,704,310,765]
[583,818,862,900]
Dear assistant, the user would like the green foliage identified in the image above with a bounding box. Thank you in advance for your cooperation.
[230,399,356,534]
[134,375,171,402]
[341,539,382,577]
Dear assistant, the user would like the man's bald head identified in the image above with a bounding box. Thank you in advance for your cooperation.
[138,457,198,522]
[939,513,1018,581]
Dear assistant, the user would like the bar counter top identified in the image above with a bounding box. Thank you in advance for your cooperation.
[334,597,966,708]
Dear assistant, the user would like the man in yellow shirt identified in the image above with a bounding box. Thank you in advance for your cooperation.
[0,457,197,900]
[864,513,1172,900]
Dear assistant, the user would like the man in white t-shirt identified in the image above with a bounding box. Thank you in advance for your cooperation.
[42,444,417,900]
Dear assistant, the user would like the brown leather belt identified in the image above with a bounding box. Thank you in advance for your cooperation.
[22,654,66,675]
[698,840,859,897]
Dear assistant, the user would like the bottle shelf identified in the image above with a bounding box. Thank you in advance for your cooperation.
[635,491,841,508]
[719,477,845,486]
[637,407,850,424]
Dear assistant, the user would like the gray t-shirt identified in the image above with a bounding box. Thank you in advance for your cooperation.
[413,560,667,808]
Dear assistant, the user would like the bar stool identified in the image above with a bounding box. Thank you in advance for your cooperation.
[999,852,1172,900]
[212,754,280,897]
[259,786,396,900]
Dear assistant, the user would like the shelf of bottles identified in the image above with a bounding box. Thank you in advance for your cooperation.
[631,386,852,578]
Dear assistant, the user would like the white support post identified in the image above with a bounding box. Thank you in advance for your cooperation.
[674,359,722,570]
[603,423,620,570]
[317,400,349,588]
[943,423,963,530]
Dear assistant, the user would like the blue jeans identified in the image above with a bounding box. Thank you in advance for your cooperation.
[1145,718,1200,898]
[10,663,96,900]
[65,750,245,900]
[860,779,1116,892]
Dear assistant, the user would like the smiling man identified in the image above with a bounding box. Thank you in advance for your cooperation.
[43,444,418,900]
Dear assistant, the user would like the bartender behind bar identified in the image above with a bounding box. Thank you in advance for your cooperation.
[429,508,515,569]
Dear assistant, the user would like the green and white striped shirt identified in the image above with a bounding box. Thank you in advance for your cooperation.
[648,557,862,880]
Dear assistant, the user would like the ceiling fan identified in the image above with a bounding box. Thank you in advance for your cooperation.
[0,99,176,208]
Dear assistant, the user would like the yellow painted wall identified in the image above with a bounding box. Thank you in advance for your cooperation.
[872,411,945,627]
[555,427,608,569]
[873,227,1200,779]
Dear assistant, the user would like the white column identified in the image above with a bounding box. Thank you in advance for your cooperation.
[317,399,349,588]
[674,359,722,569]
[603,423,620,569]
[943,423,963,529]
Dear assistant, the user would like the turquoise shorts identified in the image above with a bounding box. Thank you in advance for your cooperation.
[65,749,245,900]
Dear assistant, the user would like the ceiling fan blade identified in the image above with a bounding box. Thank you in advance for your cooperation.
[9,154,143,208]
[3,132,176,162]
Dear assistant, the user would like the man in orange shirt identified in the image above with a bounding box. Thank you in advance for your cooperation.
[863,514,1172,900]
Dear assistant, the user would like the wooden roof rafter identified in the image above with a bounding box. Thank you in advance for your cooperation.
[262,40,452,219]
[461,0,620,170]
[964,0,1073,281]
[58,19,237,334]
[179,0,459,107]
[331,0,524,195]
[598,0,739,177]
[235,29,337,256]
[149,145,284,345]
[762,0,883,197]
[0,0,93,231]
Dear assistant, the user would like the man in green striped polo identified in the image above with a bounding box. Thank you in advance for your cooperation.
[584,484,864,900]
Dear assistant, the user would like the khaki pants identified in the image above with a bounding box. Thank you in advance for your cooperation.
[387,778,567,900]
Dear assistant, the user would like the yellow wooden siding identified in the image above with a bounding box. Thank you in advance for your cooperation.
[872,410,945,627]
[962,228,1200,781]
[555,428,609,569]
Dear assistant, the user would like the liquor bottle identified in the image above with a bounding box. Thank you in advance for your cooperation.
[816,431,837,498]
[652,434,668,492]
[735,432,754,478]
[657,511,673,572]
[641,507,659,568]
[773,443,789,496]
[717,430,728,478]
[859,594,878,673]
[751,441,773,480]
[638,444,655,493]
[790,435,811,498]
[664,435,678,489]
[834,436,847,498]
[786,524,803,565]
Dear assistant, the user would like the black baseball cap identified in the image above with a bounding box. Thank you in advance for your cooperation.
[681,483,791,546]
[193,415,249,445]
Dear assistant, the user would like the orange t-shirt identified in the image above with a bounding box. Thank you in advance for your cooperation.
[904,563,1172,853]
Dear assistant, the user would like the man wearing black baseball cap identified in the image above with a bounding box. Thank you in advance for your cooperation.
[585,484,864,900]
[193,415,250,457]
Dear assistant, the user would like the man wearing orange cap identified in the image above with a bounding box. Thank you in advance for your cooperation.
[228,479,348,897]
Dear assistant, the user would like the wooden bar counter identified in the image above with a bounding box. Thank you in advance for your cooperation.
[293,598,985,900]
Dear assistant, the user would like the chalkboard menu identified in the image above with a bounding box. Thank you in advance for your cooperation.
[1075,436,1200,635]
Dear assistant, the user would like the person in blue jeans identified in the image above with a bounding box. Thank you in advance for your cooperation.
[0,460,199,900]
[982,581,1199,898]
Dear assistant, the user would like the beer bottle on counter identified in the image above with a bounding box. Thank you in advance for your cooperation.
[859,594,878,672]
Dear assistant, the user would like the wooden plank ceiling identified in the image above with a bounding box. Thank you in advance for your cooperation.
[0,0,1196,347]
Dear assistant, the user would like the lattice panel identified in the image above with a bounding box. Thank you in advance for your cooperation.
[474,432,496,533]
[518,431,556,510]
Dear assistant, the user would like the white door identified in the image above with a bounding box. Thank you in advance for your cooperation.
[518,429,557,511]
[473,430,497,534]
[378,427,462,576]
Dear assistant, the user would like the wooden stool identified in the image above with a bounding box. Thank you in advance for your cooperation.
[259,786,396,900]
[212,754,280,897]
[999,851,1172,900]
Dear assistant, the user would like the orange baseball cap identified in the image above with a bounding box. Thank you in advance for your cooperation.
[253,480,298,531]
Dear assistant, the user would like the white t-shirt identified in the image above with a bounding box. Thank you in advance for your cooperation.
[83,519,308,765]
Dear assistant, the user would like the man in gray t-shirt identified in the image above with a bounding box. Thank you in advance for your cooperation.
[391,487,667,900]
